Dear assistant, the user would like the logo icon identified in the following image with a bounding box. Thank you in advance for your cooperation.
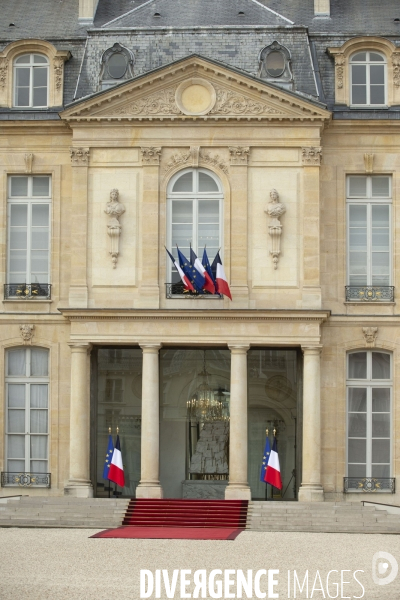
[372,552,398,586]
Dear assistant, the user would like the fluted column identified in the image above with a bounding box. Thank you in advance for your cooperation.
[298,346,324,502]
[64,343,93,497]
[136,343,163,498]
[225,344,251,500]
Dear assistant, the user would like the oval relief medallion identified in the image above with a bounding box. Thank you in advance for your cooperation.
[175,78,216,115]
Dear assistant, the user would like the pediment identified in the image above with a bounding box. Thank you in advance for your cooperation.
[61,56,330,123]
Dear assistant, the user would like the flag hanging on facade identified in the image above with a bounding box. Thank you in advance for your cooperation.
[211,251,232,300]
[264,436,283,490]
[190,246,215,294]
[108,435,125,487]
[165,247,195,291]
[260,431,271,483]
[177,247,205,293]
[102,433,114,480]
[202,247,217,293]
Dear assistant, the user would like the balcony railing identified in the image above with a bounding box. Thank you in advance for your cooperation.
[345,286,394,302]
[165,282,223,299]
[1,472,51,488]
[343,477,395,493]
[4,283,51,300]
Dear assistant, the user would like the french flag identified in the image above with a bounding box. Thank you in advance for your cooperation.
[264,437,282,490]
[165,247,195,291]
[108,435,125,488]
[211,251,232,300]
[190,246,215,294]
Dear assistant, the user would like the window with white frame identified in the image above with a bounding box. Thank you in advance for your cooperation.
[350,51,386,107]
[347,175,391,289]
[167,168,223,284]
[5,347,49,478]
[14,54,49,108]
[7,175,51,296]
[347,351,391,485]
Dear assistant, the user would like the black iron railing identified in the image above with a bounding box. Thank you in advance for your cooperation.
[4,283,51,300]
[345,286,394,302]
[165,282,223,299]
[1,472,51,488]
[343,477,395,493]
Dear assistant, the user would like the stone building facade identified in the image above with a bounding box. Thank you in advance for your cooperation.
[0,0,398,503]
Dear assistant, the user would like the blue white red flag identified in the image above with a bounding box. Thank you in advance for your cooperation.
[202,247,216,293]
[190,246,215,294]
[102,433,114,480]
[165,247,194,291]
[108,435,125,487]
[211,251,232,300]
[264,437,283,490]
[260,432,271,483]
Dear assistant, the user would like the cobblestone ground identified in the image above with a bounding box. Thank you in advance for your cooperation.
[1,528,399,599]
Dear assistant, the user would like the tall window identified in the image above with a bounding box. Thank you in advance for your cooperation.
[350,51,386,106]
[347,351,391,485]
[167,168,223,283]
[14,54,49,108]
[7,175,51,297]
[5,347,49,477]
[347,175,391,290]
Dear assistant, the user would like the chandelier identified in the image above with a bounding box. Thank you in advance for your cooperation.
[186,351,229,422]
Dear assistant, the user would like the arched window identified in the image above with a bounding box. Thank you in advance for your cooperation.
[258,41,293,90]
[100,43,134,90]
[167,168,223,284]
[346,350,392,491]
[5,347,49,485]
[350,51,386,106]
[14,54,49,108]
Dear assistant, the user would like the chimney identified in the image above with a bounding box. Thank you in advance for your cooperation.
[79,0,99,24]
[314,0,330,16]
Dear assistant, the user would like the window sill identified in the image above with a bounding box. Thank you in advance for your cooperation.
[344,301,395,305]
[3,299,53,303]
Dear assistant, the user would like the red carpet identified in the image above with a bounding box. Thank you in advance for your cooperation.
[91,526,243,540]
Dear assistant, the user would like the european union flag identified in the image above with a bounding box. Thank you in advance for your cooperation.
[103,433,114,480]
[177,247,205,293]
[260,432,271,482]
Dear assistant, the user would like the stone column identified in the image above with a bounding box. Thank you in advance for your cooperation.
[65,343,93,497]
[229,147,249,307]
[298,346,324,502]
[136,343,163,498]
[225,344,251,500]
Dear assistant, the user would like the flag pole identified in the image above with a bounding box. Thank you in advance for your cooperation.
[108,427,111,498]
[114,426,119,498]
[265,428,269,502]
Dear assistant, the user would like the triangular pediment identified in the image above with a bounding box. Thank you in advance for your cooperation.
[61,55,330,123]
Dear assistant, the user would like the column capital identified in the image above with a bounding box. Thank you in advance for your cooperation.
[139,342,162,352]
[228,344,250,354]
[301,345,323,355]
[68,342,92,353]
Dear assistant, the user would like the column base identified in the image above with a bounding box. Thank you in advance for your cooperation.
[136,484,163,499]
[298,485,324,502]
[225,484,251,501]
[64,479,93,498]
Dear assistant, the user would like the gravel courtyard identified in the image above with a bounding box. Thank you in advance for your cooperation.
[1,528,399,599]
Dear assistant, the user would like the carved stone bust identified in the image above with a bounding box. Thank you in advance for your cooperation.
[104,188,125,229]
[265,188,286,220]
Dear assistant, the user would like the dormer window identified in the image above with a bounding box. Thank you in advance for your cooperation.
[258,41,293,91]
[350,51,386,106]
[14,54,49,108]
[265,51,285,78]
[100,43,134,90]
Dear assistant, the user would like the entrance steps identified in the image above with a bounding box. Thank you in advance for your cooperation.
[0,496,129,528]
[247,501,400,534]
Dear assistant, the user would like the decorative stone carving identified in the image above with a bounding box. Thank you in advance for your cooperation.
[0,57,8,88]
[199,151,228,174]
[364,153,374,173]
[363,327,378,347]
[265,188,286,270]
[302,147,322,166]
[24,153,34,174]
[141,147,161,165]
[70,147,90,165]
[335,54,345,89]
[229,147,250,165]
[163,149,191,174]
[393,54,400,88]
[104,189,125,268]
[20,324,35,344]
[191,146,200,167]
[211,86,281,116]
[112,88,181,116]
[53,57,64,91]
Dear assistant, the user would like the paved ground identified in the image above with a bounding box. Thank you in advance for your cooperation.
[1,528,399,599]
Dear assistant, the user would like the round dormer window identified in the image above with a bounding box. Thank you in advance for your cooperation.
[266,51,285,77]
[107,53,128,79]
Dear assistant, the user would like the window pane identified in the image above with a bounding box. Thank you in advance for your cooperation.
[348,439,366,463]
[172,172,193,192]
[10,229,28,250]
[8,384,26,408]
[351,52,367,61]
[371,177,390,197]
[348,464,366,478]
[30,384,48,408]
[371,464,390,478]
[349,228,367,251]
[30,410,48,434]
[33,87,47,107]
[7,459,25,473]
[370,85,385,105]
[15,54,31,64]
[31,349,49,377]
[8,410,25,433]
[8,435,25,458]
[348,353,367,379]
[199,200,219,223]
[349,251,367,275]
[7,350,26,376]
[16,87,30,107]
[33,67,47,87]
[372,204,389,225]
[31,229,49,251]
[32,178,50,197]
[9,252,27,276]
[372,388,390,412]
[348,387,367,411]
[348,177,367,197]
[266,51,285,77]
[352,85,367,104]
[372,353,390,379]
[107,53,127,79]
[372,439,390,463]
[372,414,390,438]
[371,231,389,252]
[348,412,366,437]
[198,224,219,247]
[10,178,28,198]
[370,65,384,85]
[369,53,384,62]
[30,436,47,459]
[30,460,47,473]
[172,200,192,223]
[198,172,219,192]
[352,65,366,84]
[349,204,367,226]
[15,67,30,87]
[31,250,49,272]
[171,224,192,248]
[33,55,48,64]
